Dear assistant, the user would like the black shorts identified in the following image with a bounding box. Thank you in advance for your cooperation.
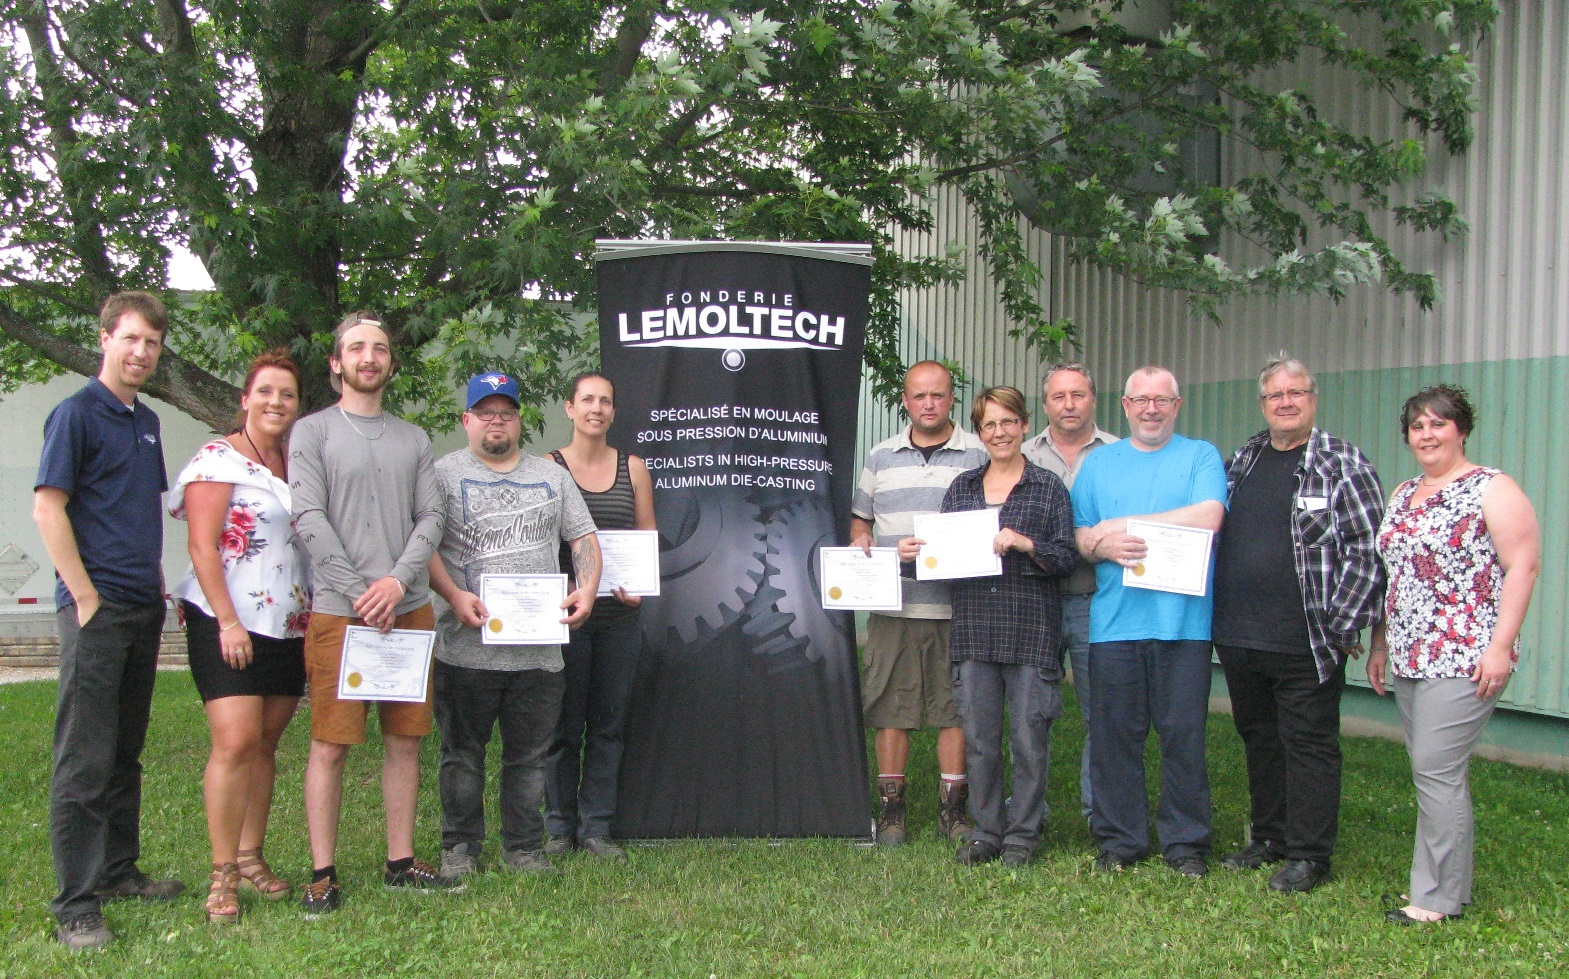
[182,601,306,702]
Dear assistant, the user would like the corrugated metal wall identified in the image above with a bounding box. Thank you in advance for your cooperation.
[868,3,1569,717]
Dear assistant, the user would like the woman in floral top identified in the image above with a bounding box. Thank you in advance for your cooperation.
[167,350,311,924]
[1367,385,1539,925]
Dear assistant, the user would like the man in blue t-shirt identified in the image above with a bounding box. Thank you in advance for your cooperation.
[1071,366,1227,878]
[33,291,182,950]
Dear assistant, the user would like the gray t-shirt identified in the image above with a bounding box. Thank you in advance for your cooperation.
[432,450,596,671]
[291,407,443,617]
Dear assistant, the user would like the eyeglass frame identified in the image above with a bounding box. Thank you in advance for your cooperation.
[1123,395,1179,409]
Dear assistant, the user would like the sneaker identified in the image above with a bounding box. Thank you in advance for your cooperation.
[1166,854,1208,878]
[954,839,1002,866]
[1268,859,1332,893]
[579,837,628,863]
[55,912,113,951]
[300,877,341,918]
[384,858,467,894]
[96,869,185,901]
[440,843,479,878]
[1000,844,1035,867]
[1221,839,1286,870]
[501,848,561,875]
[1093,850,1137,873]
[543,835,575,857]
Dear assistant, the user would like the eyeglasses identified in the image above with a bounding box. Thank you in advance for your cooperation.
[978,417,1024,434]
[1262,388,1314,404]
[471,409,520,422]
[1126,396,1177,409]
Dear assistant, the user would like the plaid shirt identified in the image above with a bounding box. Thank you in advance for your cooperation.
[937,460,1078,672]
[1225,427,1386,682]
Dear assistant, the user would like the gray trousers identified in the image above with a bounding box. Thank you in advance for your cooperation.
[1394,675,1498,916]
[1060,593,1093,820]
[950,660,1062,850]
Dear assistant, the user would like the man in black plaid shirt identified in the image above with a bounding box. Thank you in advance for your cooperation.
[1212,354,1385,894]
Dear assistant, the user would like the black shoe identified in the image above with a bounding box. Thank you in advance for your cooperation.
[1093,850,1137,873]
[1220,839,1286,870]
[1385,906,1462,925]
[1000,844,1034,867]
[1269,859,1332,893]
[96,869,185,901]
[56,911,113,950]
[580,837,629,862]
[544,835,575,857]
[1166,854,1208,878]
[384,858,467,894]
[955,839,1002,865]
[300,877,341,918]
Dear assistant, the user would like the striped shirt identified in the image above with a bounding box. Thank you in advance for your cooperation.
[851,425,987,618]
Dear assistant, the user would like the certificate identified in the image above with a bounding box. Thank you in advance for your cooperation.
[595,530,662,597]
[480,574,569,645]
[913,509,1003,581]
[1122,520,1216,597]
[337,626,436,703]
[819,547,903,611]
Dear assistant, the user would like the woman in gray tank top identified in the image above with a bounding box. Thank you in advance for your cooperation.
[543,372,656,862]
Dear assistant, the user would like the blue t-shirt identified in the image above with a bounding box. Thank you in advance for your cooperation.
[35,379,168,608]
[1071,434,1228,643]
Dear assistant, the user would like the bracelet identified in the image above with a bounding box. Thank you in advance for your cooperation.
[220,621,244,635]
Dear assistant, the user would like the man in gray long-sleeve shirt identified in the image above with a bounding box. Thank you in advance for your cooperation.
[290,311,458,915]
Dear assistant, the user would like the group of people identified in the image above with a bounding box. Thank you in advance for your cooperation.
[855,357,1538,926]
[35,295,653,949]
[32,292,1540,951]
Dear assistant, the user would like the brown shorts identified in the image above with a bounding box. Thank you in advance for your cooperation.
[861,614,960,730]
[305,604,435,745]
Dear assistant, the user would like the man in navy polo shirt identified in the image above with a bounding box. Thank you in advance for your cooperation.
[34,291,183,951]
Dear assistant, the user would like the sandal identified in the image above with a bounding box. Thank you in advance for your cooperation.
[206,862,240,924]
[237,846,292,900]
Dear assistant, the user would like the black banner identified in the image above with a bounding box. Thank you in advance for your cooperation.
[597,242,870,838]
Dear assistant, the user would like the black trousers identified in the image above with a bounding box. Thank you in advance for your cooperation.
[1216,645,1346,863]
[50,601,165,923]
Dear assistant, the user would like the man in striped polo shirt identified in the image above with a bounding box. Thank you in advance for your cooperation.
[850,361,987,847]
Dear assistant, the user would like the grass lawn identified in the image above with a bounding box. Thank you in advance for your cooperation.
[0,671,1564,977]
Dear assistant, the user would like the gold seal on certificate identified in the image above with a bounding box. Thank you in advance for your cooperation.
[1121,520,1216,597]
[594,530,662,597]
[912,509,1003,581]
[819,547,903,611]
[336,627,437,703]
[479,573,570,645]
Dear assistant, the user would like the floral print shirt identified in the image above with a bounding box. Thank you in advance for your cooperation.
[1377,467,1512,679]
[167,439,311,639]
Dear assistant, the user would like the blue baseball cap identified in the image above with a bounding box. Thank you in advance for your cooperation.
[465,372,521,409]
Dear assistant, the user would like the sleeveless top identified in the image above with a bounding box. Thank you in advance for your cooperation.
[552,449,638,622]
[1376,467,1513,680]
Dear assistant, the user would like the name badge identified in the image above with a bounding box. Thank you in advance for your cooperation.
[1297,497,1328,512]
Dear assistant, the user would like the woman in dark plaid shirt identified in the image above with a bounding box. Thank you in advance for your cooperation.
[900,386,1078,866]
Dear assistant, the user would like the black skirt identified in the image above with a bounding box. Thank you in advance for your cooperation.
[182,600,306,702]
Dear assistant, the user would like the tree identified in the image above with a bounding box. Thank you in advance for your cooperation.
[0,1,1496,431]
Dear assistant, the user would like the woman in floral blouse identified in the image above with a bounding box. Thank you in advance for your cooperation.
[1367,385,1539,925]
[167,350,311,924]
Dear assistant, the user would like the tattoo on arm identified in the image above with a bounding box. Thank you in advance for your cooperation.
[570,535,601,582]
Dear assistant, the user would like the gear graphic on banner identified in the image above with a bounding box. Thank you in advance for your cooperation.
[651,488,768,644]
[762,498,854,664]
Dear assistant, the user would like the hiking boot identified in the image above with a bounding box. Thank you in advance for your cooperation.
[383,858,466,894]
[440,843,479,878]
[300,877,341,918]
[937,779,974,842]
[874,777,907,848]
[96,869,185,902]
[1221,839,1286,870]
[544,835,575,857]
[502,848,561,875]
[580,837,628,862]
[56,912,113,950]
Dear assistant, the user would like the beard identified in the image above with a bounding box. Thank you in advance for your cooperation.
[340,364,388,394]
[480,433,515,457]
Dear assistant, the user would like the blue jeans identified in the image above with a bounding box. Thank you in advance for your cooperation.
[1060,594,1094,820]
[433,660,564,853]
[545,613,642,840]
[1087,639,1213,861]
[951,660,1062,850]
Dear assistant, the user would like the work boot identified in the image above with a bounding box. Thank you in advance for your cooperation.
[937,779,974,842]
[874,777,907,848]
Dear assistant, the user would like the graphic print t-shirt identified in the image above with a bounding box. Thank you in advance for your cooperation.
[432,451,596,671]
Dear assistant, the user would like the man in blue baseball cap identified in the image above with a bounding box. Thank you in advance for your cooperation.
[425,372,601,878]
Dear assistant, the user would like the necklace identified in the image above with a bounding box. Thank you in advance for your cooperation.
[338,406,387,441]
[1419,463,1470,488]
[240,425,286,476]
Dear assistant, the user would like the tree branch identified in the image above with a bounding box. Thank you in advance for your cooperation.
[600,2,659,92]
